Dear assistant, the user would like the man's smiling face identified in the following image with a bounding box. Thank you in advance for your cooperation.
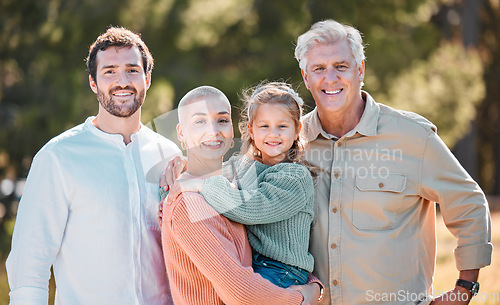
[301,39,365,117]
[90,46,150,118]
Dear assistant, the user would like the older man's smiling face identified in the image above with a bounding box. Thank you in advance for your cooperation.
[301,40,365,118]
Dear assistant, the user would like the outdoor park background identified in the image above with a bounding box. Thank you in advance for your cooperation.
[0,0,499,303]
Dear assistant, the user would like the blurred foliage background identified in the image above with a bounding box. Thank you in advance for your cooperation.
[1,0,499,302]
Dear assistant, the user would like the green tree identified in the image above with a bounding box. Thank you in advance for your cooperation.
[0,0,458,253]
[381,43,484,147]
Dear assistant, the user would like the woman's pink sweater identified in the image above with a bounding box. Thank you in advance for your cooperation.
[162,192,304,305]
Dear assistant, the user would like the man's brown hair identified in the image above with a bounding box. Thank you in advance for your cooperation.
[86,26,154,82]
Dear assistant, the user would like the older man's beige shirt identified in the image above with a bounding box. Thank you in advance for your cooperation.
[302,91,492,305]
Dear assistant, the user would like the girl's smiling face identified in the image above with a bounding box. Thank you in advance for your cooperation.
[249,103,300,166]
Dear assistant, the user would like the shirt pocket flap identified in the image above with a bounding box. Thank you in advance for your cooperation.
[355,173,407,193]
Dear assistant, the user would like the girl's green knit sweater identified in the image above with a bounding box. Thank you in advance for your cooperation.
[200,155,315,272]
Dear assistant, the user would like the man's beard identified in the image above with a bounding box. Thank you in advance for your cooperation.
[97,86,145,118]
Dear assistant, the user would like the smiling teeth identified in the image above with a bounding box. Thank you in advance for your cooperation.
[114,92,132,96]
[204,141,221,146]
[325,89,341,94]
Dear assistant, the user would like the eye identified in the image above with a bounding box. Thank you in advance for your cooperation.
[313,67,325,72]
[258,124,268,128]
[279,124,289,129]
[219,118,230,124]
[195,119,206,124]
[128,68,140,74]
[104,70,114,75]
[337,64,348,71]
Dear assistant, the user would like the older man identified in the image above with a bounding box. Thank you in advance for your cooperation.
[296,20,492,305]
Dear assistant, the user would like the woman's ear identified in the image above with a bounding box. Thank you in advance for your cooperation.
[176,123,184,143]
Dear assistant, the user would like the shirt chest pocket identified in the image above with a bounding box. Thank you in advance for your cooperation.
[352,173,407,230]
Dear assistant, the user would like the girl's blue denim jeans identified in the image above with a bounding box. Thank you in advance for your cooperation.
[252,252,309,288]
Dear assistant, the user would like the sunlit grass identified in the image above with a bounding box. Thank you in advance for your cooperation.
[433,212,500,305]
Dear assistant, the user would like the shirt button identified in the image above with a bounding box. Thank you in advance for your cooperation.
[334,172,340,179]
[330,243,337,249]
[379,182,384,188]
[332,207,338,213]
[336,142,342,147]
[332,280,338,286]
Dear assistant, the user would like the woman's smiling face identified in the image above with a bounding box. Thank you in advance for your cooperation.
[177,95,233,163]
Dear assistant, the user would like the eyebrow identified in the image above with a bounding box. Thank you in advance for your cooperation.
[101,63,141,69]
[191,111,230,117]
[311,59,350,66]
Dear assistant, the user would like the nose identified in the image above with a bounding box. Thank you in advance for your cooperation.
[207,120,221,134]
[268,126,279,137]
[324,68,339,82]
[116,70,131,87]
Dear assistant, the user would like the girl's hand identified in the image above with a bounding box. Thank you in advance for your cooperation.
[160,156,187,192]
[165,178,205,204]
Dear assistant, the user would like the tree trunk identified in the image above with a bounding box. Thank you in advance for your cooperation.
[462,0,483,46]
[477,0,500,194]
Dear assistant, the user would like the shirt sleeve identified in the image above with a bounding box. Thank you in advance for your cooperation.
[419,131,492,270]
[168,195,303,305]
[200,164,314,225]
[6,149,68,305]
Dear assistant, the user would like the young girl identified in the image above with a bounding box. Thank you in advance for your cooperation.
[166,82,316,289]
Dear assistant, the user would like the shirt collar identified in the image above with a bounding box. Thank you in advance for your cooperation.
[84,116,145,145]
[346,91,379,138]
[301,108,335,142]
[301,90,380,142]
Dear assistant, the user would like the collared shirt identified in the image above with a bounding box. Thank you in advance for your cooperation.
[302,91,492,305]
[6,117,181,305]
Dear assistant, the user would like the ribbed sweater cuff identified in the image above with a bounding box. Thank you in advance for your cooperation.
[307,273,325,293]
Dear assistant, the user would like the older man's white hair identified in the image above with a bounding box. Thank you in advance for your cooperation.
[294,19,366,71]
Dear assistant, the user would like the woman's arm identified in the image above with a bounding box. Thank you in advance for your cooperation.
[166,194,304,305]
